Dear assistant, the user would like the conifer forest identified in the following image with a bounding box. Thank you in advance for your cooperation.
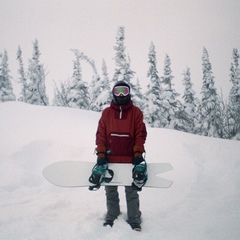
[1,27,240,140]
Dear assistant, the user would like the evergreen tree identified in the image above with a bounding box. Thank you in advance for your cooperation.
[73,50,100,108]
[160,54,190,131]
[227,48,240,138]
[133,78,144,110]
[112,26,144,108]
[198,48,223,137]
[0,50,16,102]
[182,67,199,132]
[92,59,111,111]
[89,67,101,111]
[113,26,135,85]
[220,94,233,139]
[126,54,143,107]
[26,39,48,106]
[67,52,90,109]
[161,54,175,91]
[71,49,110,110]
[52,80,70,107]
[16,46,27,102]
[144,42,165,127]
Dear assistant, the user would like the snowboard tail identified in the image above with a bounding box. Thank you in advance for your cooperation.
[42,161,173,188]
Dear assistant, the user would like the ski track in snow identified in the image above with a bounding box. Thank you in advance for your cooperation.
[0,102,240,240]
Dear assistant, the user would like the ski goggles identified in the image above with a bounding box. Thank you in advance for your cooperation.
[113,86,130,96]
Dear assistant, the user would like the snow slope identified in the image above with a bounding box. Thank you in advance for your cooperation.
[0,102,240,240]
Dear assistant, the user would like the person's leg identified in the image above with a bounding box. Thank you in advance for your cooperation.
[125,186,141,229]
[104,186,121,226]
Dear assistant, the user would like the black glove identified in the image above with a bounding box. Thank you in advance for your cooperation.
[133,156,145,165]
[97,157,108,165]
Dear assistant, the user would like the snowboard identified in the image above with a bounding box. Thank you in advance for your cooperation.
[42,161,173,188]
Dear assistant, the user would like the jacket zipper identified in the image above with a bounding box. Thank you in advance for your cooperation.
[119,106,122,119]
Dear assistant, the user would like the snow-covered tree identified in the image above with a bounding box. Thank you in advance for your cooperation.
[182,67,199,132]
[227,48,240,138]
[17,46,27,102]
[26,39,48,106]
[133,78,144,110]
[91,59,112,111]
[67,52,90,109]
[219,94,233,139]
[160,54,190,131]
[125,54,143,106]
[0,50,16,102]
[161,54,175,91]
[144,42,165,127]
[71,49,111,110]
[52,80,70,107]
[89,76,101,109]
[89,68,101,111]
[72,50,100,106]
[198,48,223,137]
[112,26,145,108]
[113,26,135,85]
[229,48,240,106]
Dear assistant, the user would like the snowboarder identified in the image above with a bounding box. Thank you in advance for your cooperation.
[95,81,147,231]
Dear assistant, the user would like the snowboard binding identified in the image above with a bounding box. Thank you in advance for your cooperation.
[132,161,148,191]
[88,164,114,191]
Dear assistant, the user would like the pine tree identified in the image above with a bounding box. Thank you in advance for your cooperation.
[92,59,111,111]
[160,54,189,131]
[144,42,165,127]
[71,49,112,111]
[227,48,240,138]
[161,54,175,91]
[126,54,144,107]
[133,78,144,110]
[26,39,48,106]
[89,66,101,111]
[199,48,223,137]
[67,52,90,109]
[112,26,144,108]
[52,80,70,107]
[113,26,135,85]
[0,50,16,102]
[220,94,233,139]
[182,67,199,132]
[17,46,27,102]
[72,50,100,109]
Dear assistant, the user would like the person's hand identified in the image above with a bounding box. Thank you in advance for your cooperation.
[97,157,108,165]
[133,156,145,165]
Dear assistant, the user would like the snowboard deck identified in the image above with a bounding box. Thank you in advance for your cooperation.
[42,161,173,188]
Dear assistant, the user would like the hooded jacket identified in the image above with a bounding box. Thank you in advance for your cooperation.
[96,100,147,163]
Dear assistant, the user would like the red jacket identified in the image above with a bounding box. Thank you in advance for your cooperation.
[96,100,147,163]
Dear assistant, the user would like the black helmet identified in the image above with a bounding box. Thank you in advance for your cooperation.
[112,81,131,105]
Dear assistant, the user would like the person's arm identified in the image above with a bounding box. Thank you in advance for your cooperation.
[95,111,108,165]
[133,108,147,163]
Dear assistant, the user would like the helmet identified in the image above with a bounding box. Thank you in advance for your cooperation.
[112,81,131,105]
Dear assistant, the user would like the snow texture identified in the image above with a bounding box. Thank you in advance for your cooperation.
[0,102,240,240]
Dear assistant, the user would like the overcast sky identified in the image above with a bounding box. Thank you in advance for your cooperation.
[1,0,240,100]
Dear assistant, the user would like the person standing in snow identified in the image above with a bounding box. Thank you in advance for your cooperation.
[94,80,147,231]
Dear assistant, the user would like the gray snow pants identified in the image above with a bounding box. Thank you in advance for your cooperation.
[105,186,141,224]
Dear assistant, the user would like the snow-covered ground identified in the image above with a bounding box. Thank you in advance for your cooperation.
[0,102,240,240]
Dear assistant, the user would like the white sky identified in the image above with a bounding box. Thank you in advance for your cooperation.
[1,0,240,100]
